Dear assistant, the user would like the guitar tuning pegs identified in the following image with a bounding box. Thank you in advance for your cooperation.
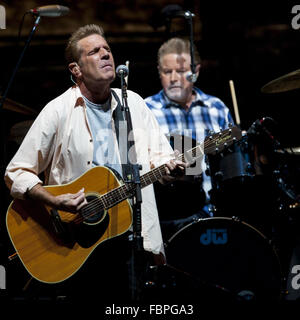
[208,130,214,138]
[228,123,233,128]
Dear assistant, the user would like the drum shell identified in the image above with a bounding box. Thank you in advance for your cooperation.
[165,217,283,301]
[153,179,205,221]
[207,135,279,233]
[154,134,206,221]
[207,135,255,186]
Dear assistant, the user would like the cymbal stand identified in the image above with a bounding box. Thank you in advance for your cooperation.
[0,14,41,212]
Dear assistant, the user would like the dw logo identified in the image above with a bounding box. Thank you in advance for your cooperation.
[0,265,5,289]
[200,228,228,245]
[0,5,5,29]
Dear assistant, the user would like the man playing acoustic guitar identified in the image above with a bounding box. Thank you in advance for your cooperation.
[4,24,187,302]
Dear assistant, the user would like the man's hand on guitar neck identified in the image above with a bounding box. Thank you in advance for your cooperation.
[161,149,187,184]
[27,183,88,213]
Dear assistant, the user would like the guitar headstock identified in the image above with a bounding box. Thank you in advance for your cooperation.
[204,125,242,155]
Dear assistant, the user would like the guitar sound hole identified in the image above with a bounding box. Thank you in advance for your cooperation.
[81,194,106,225]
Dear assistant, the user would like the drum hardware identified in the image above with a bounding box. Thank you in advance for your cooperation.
[286,147,300,155]
[143,263,238,302]
[208,204,218,215]
[0,96,37,116]
[275,147,300,155]
[213,171,224,184]
[144,265,158,289]
[165,263,237,300]
[247,117,281,152]
[231,215,241,222]
[274,169,299,203]
[290,203,300,209]
[8,120,34,145]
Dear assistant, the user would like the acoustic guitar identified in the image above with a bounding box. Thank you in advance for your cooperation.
[6,126,241,283]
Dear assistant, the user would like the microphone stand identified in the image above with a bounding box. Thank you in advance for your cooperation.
[185,11,197,82]
[177,10,197,83]
[0,14,41,212]
[119,73,144,302]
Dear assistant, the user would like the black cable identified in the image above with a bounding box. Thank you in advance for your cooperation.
[17,12,30,45]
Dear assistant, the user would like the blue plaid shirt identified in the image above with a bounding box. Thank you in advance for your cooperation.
[145,87,234,208]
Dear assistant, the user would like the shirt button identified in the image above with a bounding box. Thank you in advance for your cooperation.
[90,139,93,142]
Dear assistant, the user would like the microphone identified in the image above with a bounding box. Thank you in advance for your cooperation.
[186,71,198,83]
[116,65,129,78]
[28,5,70,17]
[259,117,277,139]
[166,10,195,19]
[159,5,197,83]
[247,117,274,138]
[151,5,195,29]
[247,117,281,147]
[161,4,195,19]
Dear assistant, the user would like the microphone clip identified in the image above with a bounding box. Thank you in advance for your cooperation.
[186,72,198,83]
[247,117,281,148]
[183,10,195,19]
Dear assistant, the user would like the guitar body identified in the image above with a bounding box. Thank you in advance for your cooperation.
[6,166,132,284]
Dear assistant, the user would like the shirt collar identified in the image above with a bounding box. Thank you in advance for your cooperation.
[162,88,205,109]
[73,86,116,112]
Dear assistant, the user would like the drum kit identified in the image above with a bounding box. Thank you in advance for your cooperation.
[1,96,36,146]
[150,71,300,302]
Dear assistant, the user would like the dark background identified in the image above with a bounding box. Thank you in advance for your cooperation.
[1,0,300,301]
[1,0,300,146]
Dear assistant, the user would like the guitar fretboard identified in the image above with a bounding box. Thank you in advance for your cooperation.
[92,143,205,212]
[80,126,240,217]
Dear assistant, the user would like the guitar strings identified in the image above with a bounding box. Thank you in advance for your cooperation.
[74,133,233,224]
[73,166,166,224]
[73,130,236,224]
[73,130,234,223]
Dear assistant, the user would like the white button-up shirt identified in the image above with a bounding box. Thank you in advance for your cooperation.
[5,86,174,255]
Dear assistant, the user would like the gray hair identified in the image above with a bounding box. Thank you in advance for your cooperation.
[65,24,105,64]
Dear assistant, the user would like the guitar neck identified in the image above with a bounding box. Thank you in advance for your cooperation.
[89,126,240,212]
[140,143,204,188]
[98,143,204,211]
